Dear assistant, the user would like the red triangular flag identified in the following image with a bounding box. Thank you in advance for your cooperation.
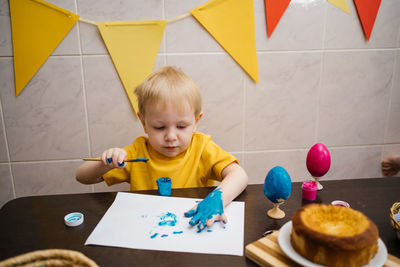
[354,0,381,40]
[264,0,291,37]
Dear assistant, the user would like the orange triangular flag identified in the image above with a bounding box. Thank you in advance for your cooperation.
[191,0,258,82]
[9,0,79,96]
[264,0,291,37]
[98,21,166,113]
[354,0,381,40]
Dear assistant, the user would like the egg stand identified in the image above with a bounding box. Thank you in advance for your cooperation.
[267,201,285,219]
[312,176,324,191]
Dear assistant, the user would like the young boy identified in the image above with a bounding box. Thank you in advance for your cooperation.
[76,66,248,231]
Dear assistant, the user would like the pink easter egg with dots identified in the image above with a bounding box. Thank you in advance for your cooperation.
[306,143,331,177]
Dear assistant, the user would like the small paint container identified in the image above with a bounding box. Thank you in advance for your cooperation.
[302,180,317,201]
[156,177,172,196]
[331,200,350,208]
[64,212,84,227]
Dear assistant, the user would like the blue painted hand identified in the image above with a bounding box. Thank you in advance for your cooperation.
[184,188,227,232]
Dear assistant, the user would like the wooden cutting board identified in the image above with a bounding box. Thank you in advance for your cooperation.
[245,231,400,267]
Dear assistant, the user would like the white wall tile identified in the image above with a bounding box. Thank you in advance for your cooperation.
[245,52,321,150]
[323,146,382,181]
[0,15,11,57]
[325,0,400,49]
[255,0,326,51]
[0,104,8,162]
[319,50,395,146]
[165,0,222,53]
[0,57,88,161]
[385,50,400,143]
[243,150,309,185]
[77,0,164,55]
[0,164,13,208]
[12,161,92,197]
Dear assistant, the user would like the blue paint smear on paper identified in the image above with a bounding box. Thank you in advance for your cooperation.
[173,231,183,234]
[150,233,158,239]
[158,212,177,226]
[161,234,168,238]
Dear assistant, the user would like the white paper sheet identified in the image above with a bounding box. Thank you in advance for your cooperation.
[85,192,245,256]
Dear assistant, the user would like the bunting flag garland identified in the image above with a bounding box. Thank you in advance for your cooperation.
[327,0,350,14]
[191,0,259,83]
[98,21,166,113]
[8,0,385,100]
[354,0,381,40]
[9,0,79,96]
[264,0,291,37]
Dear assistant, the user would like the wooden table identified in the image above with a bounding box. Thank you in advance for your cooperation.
[1,177,399,266]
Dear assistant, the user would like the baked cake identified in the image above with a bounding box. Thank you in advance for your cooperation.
[290,204,379,267]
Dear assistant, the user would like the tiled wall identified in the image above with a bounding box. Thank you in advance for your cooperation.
[0,0,399,207]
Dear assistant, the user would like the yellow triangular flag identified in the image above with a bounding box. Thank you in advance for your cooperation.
[191,0,258,82]
[327,0,350,14]
[9,0,79,96]
[98,21,166,113]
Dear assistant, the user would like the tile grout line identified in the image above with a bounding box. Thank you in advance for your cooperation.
[381,49,399,159]
[75,0,94,193]
[314,1,329,142]
[241,72,246,166]
[0,94,16,199]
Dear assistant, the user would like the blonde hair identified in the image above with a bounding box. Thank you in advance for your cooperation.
[135,66,202,117]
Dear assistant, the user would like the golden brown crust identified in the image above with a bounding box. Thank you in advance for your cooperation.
[290,204,379,267]
[292,204,378,250]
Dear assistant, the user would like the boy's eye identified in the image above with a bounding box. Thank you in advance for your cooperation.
[154,126,165,130]
[177,125,187,129]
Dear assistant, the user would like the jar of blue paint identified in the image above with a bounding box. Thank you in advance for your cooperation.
[156,177,172,196]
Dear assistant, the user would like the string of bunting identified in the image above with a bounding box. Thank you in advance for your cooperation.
[9,0,381,114]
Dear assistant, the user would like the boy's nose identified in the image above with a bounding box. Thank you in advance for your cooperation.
[165,128,177,141]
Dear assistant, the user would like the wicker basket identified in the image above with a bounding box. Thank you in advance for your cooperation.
[390,202,400,231]
[0,249,99,267]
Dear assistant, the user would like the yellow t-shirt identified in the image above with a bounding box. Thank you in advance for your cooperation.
[103,132,238,191]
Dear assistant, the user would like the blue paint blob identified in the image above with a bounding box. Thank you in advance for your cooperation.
[107,157,112,164]
[150,233,158,239]
[158,212,177,227]
[161,234,168,238]
[207,229,212,232]
[173,231,183,234]
[156,177,172,196]
[264,166,292,203]
[184,188,224,232]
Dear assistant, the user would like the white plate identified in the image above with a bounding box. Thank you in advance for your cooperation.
[278,221,388,267]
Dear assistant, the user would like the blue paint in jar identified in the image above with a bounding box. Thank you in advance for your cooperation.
[156,177,172,196]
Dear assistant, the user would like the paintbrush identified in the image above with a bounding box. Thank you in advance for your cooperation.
[83,157,149,163]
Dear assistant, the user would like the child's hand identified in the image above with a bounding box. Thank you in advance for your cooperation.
[184,188,227,232]
[101,148,127,169]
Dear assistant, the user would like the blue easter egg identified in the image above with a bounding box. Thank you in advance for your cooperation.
[264,166,292,203]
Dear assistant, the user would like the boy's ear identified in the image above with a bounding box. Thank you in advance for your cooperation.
[193,112,203,132]
[137,113,147,134]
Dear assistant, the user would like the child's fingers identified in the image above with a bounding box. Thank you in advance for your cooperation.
[189,212,202,226]
[219,213,228,224]
[205,213,227,227]
[184,204,198,217]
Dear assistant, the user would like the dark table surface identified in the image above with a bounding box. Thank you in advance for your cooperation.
[1,177,399,266]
